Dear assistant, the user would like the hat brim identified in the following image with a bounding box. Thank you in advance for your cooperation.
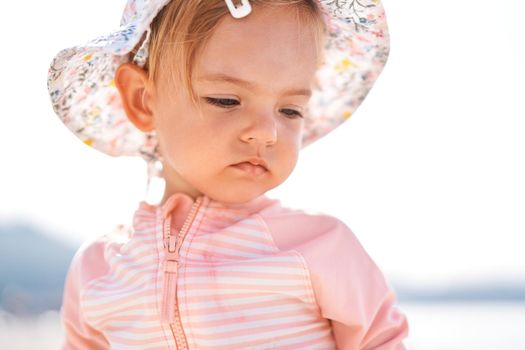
[48,0,389,160]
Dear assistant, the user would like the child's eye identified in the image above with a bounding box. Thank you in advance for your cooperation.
[279,108,303,119]
[204,97,240,108]
[204,97,303,119]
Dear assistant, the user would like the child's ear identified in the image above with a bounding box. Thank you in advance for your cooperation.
[114,63,155,132]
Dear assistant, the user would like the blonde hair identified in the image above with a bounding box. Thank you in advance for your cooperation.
[143,0,326,105]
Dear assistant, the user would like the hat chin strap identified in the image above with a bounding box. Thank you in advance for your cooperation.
[224,0,252,18]
[131,29,151,67]
[145,158,166,205]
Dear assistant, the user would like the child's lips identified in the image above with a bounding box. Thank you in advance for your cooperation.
[230,162,269,177]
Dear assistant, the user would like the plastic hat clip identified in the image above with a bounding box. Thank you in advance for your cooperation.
[224,0,252,18]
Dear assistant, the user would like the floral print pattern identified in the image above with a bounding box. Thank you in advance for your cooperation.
[47,0,389,171]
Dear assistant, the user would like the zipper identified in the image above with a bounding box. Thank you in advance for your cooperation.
[161,196,204,349]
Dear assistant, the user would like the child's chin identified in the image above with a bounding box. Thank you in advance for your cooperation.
[210,188,269,205]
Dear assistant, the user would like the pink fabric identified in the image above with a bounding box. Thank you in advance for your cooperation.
[265,209,408,349]
[61,193,408,349]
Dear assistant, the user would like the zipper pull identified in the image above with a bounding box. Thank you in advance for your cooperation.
[160,196,204,325]
[161,214,179,324]
[161,262,178,323]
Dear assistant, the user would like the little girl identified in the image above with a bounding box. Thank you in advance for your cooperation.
[48,0,408,349]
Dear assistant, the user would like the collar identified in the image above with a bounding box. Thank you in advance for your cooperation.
[134,192,281,235]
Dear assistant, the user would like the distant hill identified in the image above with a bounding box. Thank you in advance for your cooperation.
[0,223,78,315]
[394,282,525,303]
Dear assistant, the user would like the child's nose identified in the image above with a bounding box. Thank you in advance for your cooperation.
[240,112,277,146]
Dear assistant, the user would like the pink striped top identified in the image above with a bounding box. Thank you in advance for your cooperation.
[61,192,408,349]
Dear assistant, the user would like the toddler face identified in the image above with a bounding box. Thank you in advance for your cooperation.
[149,6,320,204]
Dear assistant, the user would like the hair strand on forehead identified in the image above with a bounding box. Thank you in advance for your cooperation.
[139,0,326,107]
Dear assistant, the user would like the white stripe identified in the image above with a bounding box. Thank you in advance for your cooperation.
[87,267,157,292]
[106,330,167,341]
[108,338,169,350]
[83,284,157,306]
[180,276,306,287]
[187,242,268,258]
[180,293,292,310]
[199,234,276,252]
[85,307,158,320]
[83,297,158,319]
[237,328,334,350]
[183,264,305,274]
[220,224,268,236]
[106,257,158,278]
[104,320,163,328]
[107,246,157,265]
[187,303,310,323]
[183,287,306,297]
[192,321,327,346]
[117,242,157,257]
[185,254,301,264]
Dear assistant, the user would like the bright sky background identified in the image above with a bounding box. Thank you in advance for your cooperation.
[0,0,524,287]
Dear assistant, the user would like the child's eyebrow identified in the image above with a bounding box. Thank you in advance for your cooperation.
[196,73,312,98]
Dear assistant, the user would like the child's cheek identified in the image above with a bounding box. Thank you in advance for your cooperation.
[204,112,240,135]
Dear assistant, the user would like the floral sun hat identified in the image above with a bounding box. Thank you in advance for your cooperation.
[48,0,389,172]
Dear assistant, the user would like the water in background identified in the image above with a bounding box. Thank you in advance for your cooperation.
[1,302,524,349]
[403,302,525,350]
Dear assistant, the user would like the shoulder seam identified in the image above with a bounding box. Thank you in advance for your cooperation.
[253,213,280,253]
[292,250,323,313]
[255,213,322,313]
[79,236,114,323]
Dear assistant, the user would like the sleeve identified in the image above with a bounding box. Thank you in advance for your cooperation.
[61,240,110,350]
[262,210,409,349]
[306,219,409,350]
